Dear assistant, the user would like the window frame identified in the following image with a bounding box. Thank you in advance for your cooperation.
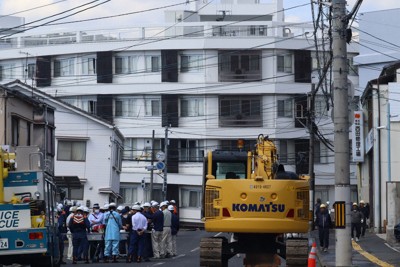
[180,187,202,208]
[81,57,96,75]
[57,140,87,162]
[180,55,203,73]
[54,58,75,77]
[277,54,293,73]
[180,97,205,117]
[277,99,293,118]
[144,98,161,116]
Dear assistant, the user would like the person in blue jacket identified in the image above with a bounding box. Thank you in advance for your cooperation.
[68,206,91,264]
[103,202,123,263]
[168,205,180,256]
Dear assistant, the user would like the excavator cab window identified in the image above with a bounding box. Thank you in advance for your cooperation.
[214,162,246,179]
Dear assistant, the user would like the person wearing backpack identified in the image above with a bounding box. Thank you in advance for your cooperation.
[68,206,90,264]
[103,202,123,263]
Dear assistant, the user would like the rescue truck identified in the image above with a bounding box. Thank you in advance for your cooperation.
[200,134,310,266]
[0,146,60,267]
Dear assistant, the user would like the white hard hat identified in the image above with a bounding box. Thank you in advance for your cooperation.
[70,206,77,212]
[103,204,110,210]
[117,205,124,211]
[83,207,89,213]
[57,203,64,211]
[170,200,176,204]
[132,205,141,211]
[168,205,174,211]
[143,202,151,207]
[320,204,326,208]
[360,200,365,204]
[151,201,159,207]
[160,201,167,207]
[109,202,116,208]
[77,206,84,211]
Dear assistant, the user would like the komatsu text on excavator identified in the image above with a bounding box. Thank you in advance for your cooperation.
[200,134,310,266]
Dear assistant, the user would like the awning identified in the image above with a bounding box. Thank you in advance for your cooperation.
[54,176,82,188]
[98,187,122,199]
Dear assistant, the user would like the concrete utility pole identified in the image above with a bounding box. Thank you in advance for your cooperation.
[163,126,169,200]
[332,0,351,265]
[150,130,155,201]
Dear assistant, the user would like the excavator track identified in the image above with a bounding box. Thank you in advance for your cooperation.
[200,237,228,267]
[285,239,309,266]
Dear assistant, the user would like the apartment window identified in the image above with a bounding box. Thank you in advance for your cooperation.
[180,55,203,72]
[112,142,123,172]
[60,186,84,200]
[0,64,16,80]
[181,188,202,208]
[277,99,293,118]
[86,100,97,114]
[54,58,75,77]
[145,99,161,116]
[11,117,19,146]
[279,140,288,163]
[220,139,256,151]
[82,57,96,75]
[123,138,136,160]
[57,140,86,161]
[219,97,262,127]
[219,51,261,81]
[27,63,36,79]
[277,54,292,73]
[115,98,136,117]
[145,56,160,72]
[115,57,131,74]
[144,139,162,160]
[180,140,204,162]
[120,187,138,206]
[180,98,204,117]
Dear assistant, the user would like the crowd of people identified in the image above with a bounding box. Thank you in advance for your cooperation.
[56,199,180,264]
[314,198,370,252]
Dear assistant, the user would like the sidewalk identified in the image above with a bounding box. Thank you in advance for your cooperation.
[311,229,400,267]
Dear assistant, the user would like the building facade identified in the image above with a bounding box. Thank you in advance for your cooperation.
[0,0,359,223]
[4,80,124,207]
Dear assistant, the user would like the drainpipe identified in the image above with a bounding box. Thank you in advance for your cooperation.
[372,86,382,233]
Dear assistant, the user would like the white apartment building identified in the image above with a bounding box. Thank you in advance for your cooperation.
[0,0,359,223]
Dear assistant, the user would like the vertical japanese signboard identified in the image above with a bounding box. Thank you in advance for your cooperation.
[352,111,364,162]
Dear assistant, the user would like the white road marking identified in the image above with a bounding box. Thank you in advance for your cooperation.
[385,243,400,253]
[152,262,165,266]
[213,232,222,237]
[173,254,186,259]
[191,247,200,252]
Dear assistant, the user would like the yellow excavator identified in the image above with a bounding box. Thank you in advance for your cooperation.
[200,134,310,266]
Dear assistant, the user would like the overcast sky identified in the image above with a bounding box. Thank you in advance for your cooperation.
[0,0,399,33]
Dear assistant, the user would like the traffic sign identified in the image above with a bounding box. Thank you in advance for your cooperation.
[156,151,165,161]
[156,161,165,170]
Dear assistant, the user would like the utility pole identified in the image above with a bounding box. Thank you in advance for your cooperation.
[332,0,351,265]
[150,130,155,201]
[308,84,316,230]
[163,126,169,200]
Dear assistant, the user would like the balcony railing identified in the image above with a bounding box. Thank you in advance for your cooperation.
[0,22,312,49]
